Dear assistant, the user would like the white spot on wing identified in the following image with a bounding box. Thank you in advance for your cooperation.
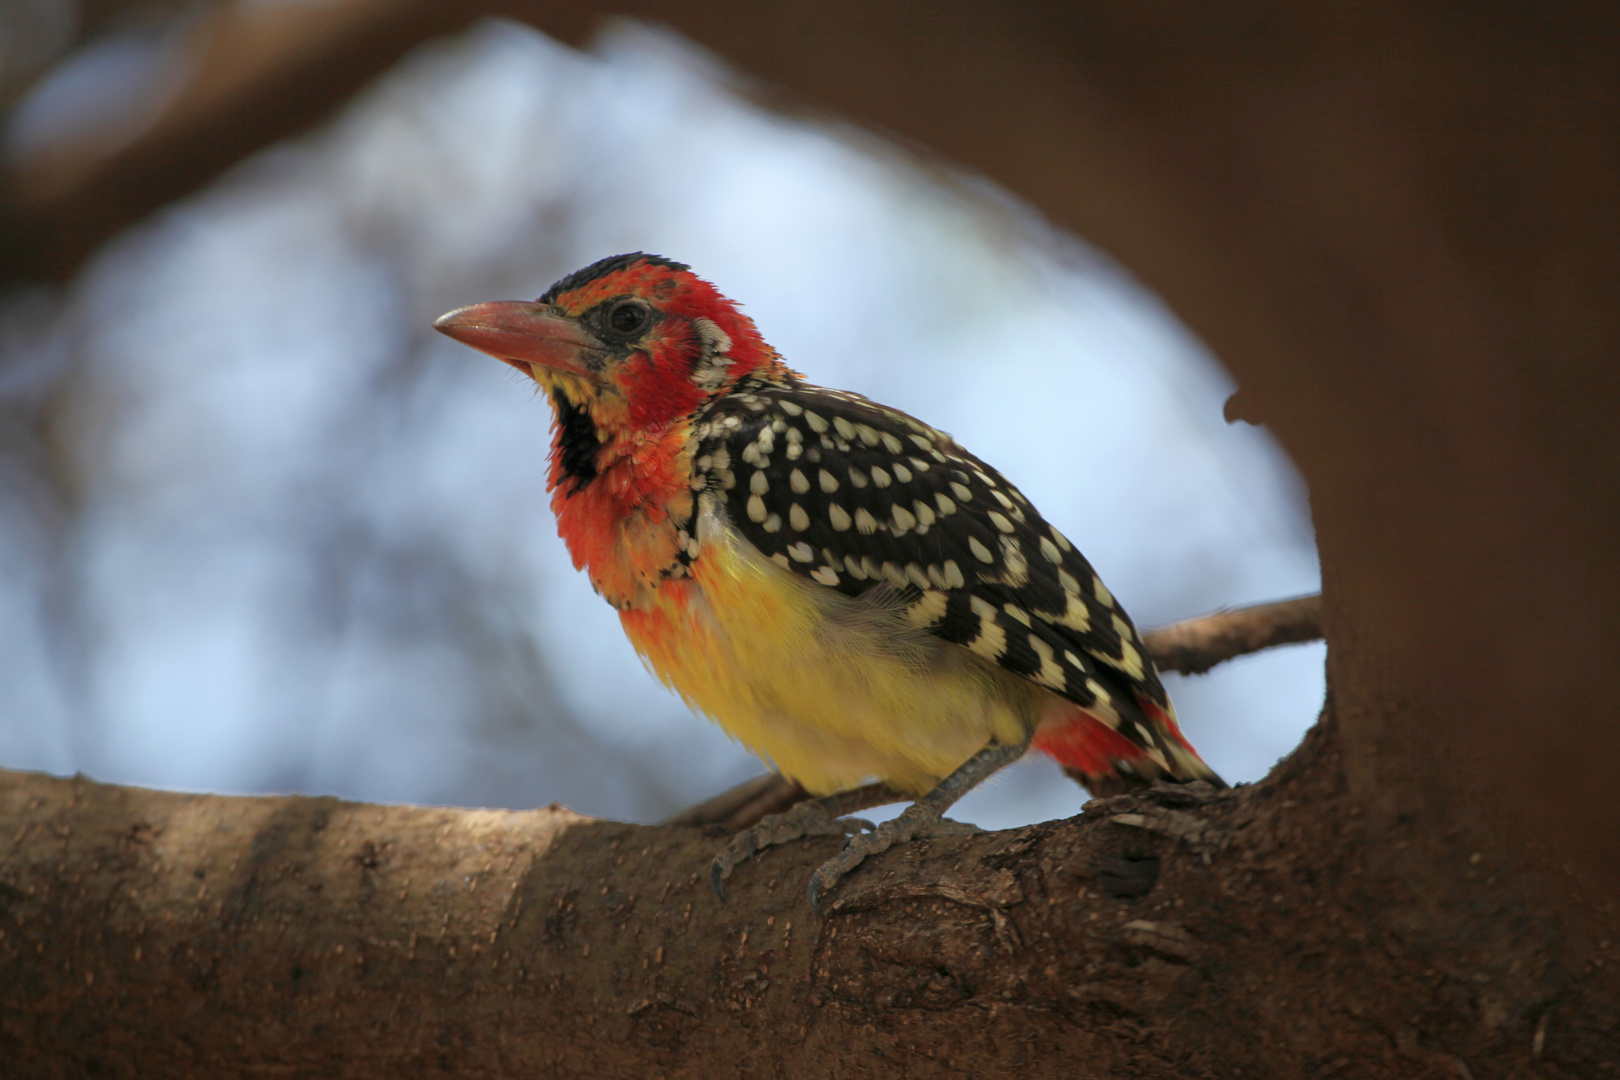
[1094,575,1115,607]
[967,596,1008,660]
[907,589,948,627]
[1029,635,1067,690]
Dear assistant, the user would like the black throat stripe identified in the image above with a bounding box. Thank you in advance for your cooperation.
[552,389,602,491]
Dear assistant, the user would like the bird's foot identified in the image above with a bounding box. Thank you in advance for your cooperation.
[806,806,981,917]
[709,799,873,901]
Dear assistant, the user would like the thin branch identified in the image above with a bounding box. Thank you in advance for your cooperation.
[664,771,808,830]
[1143,593,1323,676]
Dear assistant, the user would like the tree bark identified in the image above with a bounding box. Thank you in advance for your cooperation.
[4,718,1615,1079]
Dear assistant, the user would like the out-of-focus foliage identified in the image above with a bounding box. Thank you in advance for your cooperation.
[0,19,1323,827]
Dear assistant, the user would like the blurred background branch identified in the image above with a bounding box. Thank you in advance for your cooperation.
[2,0,490,284]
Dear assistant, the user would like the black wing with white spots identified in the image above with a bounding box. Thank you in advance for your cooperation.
[689,373,1169,725]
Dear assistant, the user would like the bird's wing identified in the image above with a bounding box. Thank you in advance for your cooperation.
[691,377,1170,735]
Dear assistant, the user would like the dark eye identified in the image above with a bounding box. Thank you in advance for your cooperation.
[607,301,649,337]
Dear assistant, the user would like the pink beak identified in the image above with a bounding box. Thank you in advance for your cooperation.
[433,301,602,377]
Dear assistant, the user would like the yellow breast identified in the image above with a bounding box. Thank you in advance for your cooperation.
[618,516,1043,795]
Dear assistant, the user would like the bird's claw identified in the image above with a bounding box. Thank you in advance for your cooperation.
[708,802,873,902]
[806,810,980,916]
[709,860,729,903]
[835,817,875,845]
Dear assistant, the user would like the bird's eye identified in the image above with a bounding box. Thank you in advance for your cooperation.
[606,301,649,337]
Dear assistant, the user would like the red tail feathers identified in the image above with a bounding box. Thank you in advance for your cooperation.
[1032,698,1219,791]
[1032,710,1151,780]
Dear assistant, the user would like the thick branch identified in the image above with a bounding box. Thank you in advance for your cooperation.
[2,720,1614,1079]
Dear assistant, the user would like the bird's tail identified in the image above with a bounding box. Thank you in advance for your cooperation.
[1032,696,1225,797]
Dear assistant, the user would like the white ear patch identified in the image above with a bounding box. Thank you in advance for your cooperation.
[694,317,733,356]
[691,317,734,391]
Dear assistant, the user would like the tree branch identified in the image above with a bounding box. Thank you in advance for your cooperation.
[1144,593,1322,677]
[664,770,808,831]
[3,715,1613,1078]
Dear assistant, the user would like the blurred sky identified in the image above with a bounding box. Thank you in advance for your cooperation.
[0,18,1324,829]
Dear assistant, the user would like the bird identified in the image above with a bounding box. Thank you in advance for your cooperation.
[434,253,1223,913]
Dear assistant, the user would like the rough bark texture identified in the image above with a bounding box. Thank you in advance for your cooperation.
[4,1,1619,1076]
[3,719,1616,1079]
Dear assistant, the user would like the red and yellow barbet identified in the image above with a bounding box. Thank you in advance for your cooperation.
[436,254,1222,911]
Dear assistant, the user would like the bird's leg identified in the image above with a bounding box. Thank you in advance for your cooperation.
[806,736,1032,916]
[709,781,904,901]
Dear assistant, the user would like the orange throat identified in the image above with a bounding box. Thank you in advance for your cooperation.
[551,423,694,610]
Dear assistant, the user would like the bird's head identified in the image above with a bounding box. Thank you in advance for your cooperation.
[434,253,777,442]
